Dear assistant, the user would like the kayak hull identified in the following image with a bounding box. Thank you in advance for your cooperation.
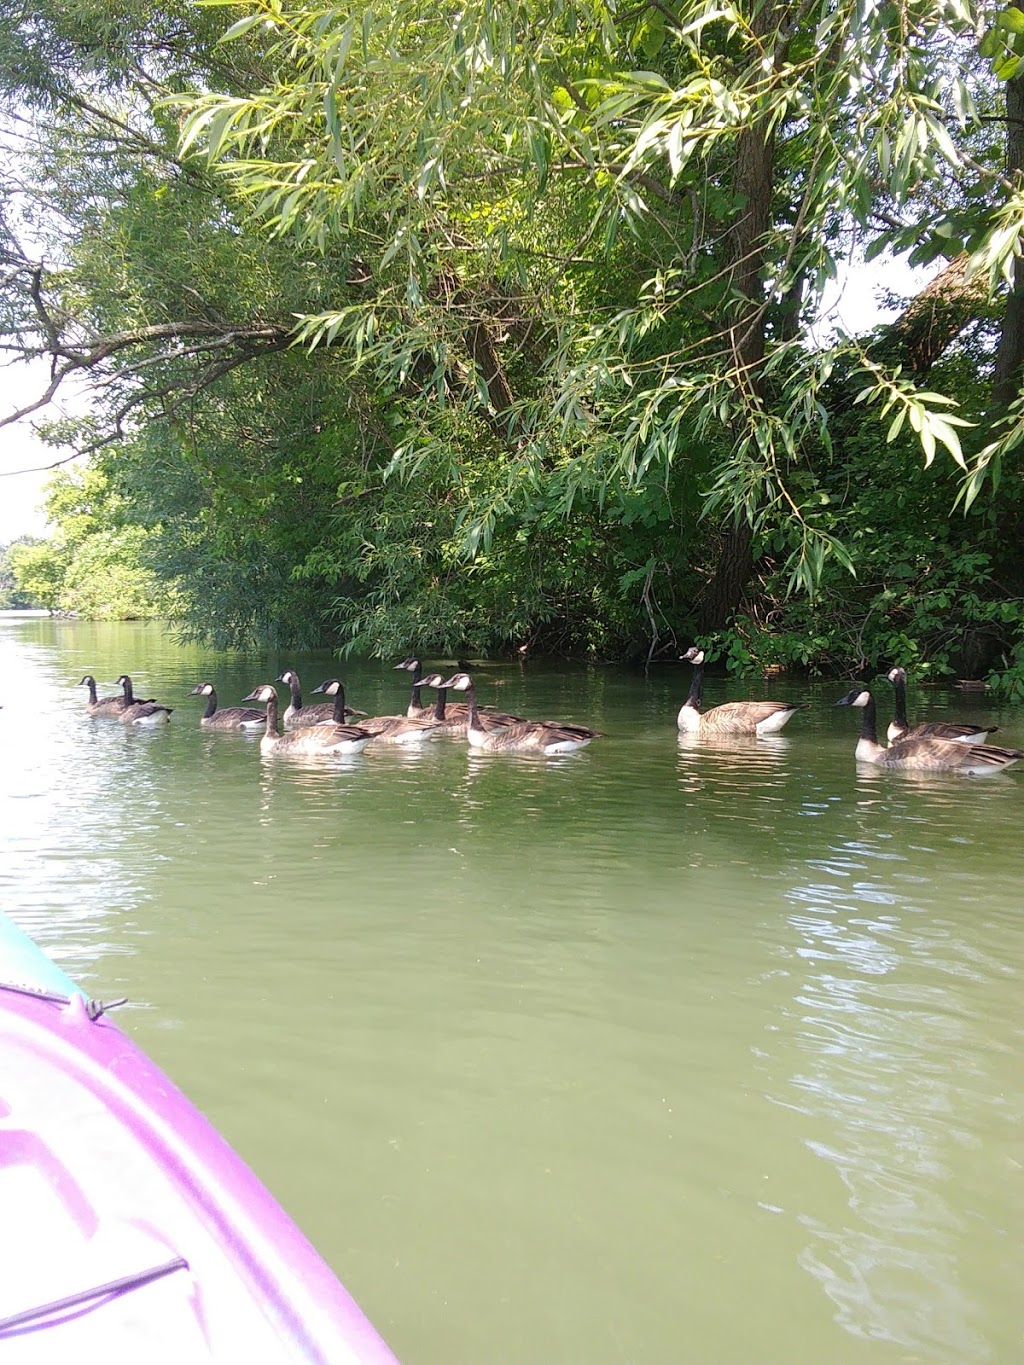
[0,913,396,1362]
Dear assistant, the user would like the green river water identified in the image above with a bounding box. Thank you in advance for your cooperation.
[1,616,1022,1364]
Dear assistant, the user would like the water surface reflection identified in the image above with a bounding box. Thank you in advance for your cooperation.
[2,622,1022,1363]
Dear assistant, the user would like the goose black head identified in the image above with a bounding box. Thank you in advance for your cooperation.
[243,684,278,704]
[834,688,871,708]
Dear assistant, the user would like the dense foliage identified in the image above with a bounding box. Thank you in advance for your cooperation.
[3,0,1024,688]
[4,468,169,618]
[0,538,44,609]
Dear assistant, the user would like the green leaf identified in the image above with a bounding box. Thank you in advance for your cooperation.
[886,409,906,442]
[220,13,263,42]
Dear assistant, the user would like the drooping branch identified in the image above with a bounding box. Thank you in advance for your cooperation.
[1,257,297,434]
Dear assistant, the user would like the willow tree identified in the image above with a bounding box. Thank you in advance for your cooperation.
[174,0,1018,628]
[6,0,1024,657]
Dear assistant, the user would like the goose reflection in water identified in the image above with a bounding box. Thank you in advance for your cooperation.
[673,738,797,849]
[676,733,793,795]
[254,758,369,835]
[676,731,794,756]
[850,763,1016,818]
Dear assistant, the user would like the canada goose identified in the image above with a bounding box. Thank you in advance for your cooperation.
[415,672,528,735]
[275,669,365,729]
[190,682,266,730]
[834,687,1024,774]
[114,675,172,726]
[677,648,806,737]
[397,658,527,726]
[394,658,430,717]
[439,672,600,754]
[78,674,136,718]
[242,684,373,755]
[884,666,997,745]
[414,673,469,735]
[311,680,442,744]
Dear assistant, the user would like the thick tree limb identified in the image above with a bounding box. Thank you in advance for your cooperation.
[879,252,990,375]
[0,277,294,434]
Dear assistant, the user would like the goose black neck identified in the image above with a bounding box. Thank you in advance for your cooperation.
[410,661,422,709]
[432,687,449,720]
[685,660,704,710]
[891,674,909,728]
[83,678,98,703]
[202,690,218,720]
[859,693,879,746]
[285,675,302,709]
[121,678,136,703]
[331,684,348,724]
[263,693,281,735]
[463,683,480,727]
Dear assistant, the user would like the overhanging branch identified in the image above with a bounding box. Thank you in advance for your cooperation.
[1,262,296,434]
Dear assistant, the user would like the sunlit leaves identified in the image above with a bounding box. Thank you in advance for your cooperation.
[853,359,975,468]
[966,188,1024,290]
[980,4,1024,80]
[957,390,1024,509]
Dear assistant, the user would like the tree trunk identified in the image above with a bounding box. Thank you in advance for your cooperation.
[467,319,515,413]
[697,4,778,634]
[882,252,989,375]
[697,521,755,634]
[992,72,1024,413]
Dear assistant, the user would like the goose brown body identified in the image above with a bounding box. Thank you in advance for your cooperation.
[835,687,1023,774]
[411,674,473,735]
[312,680,442,744]
[190,682,266,730]
[395,658,526,727]
[243,684,372,755]
[440,673,599,754]
[677,648,806,737]
[78,675,133,718]
[276,670,363,729]
[114,675,172,726]
[411,674,526,736]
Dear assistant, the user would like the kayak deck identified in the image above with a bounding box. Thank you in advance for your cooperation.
[0,984,396,1362]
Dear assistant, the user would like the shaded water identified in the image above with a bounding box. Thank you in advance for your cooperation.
[1,617,1022,1363]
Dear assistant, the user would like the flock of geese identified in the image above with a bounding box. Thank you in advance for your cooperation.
[76,650,1024,774]
[677,649,1023,775]
[78,660,600,757]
